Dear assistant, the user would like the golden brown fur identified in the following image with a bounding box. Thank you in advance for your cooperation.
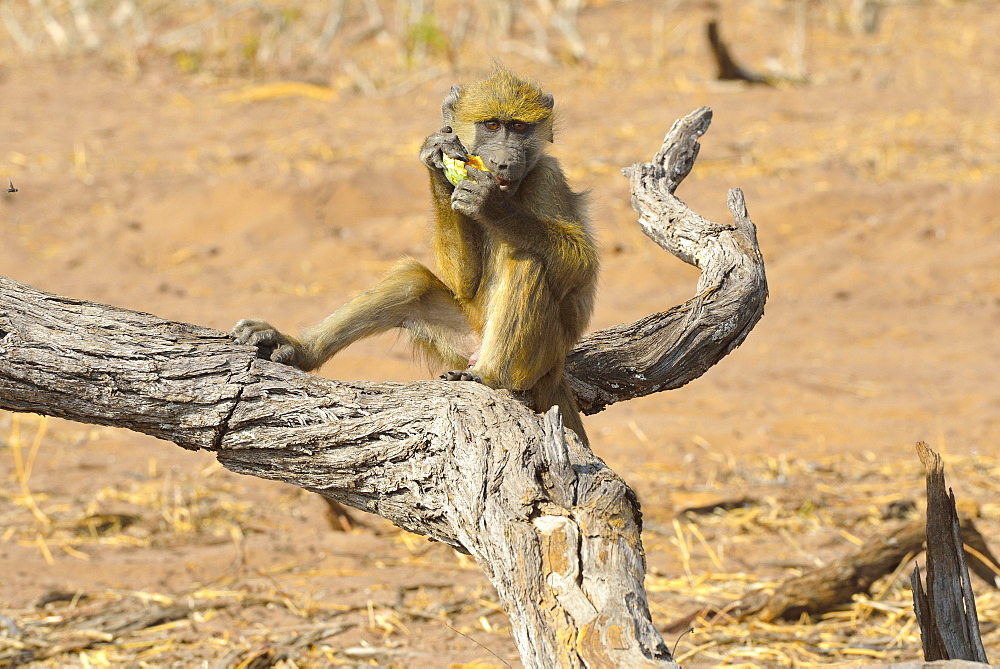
[232,69,598,443]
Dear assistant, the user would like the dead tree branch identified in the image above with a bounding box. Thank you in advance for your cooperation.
[569,107,767,413]
[663,443,999,637]
[0,107,765,668]
[689,512,998,627]
[913,442,990,663]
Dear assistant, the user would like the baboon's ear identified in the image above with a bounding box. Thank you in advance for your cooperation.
[442,85,461,127]
[542,93,555,142]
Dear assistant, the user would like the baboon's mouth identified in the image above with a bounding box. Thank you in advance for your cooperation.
[495,176,511,190]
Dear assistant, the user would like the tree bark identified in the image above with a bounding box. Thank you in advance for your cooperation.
[568,108,767,414]
[913,442,990,663]
[0,107,765,668]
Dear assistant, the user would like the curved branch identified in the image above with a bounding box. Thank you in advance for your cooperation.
[568,107,768,414]
[0,107,765,667]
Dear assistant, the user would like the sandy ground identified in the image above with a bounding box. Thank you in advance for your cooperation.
[1,0,998,666]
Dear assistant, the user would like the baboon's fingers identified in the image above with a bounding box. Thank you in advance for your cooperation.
[270,344,299,366]
[231,319,283,346]
[440,370,484,384]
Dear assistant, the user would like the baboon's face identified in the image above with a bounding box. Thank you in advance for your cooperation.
[470,119,543,194]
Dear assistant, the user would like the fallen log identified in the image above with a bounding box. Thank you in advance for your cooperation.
[665,444,999,633]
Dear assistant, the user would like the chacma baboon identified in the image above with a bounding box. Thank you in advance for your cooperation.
[233,68,598,442]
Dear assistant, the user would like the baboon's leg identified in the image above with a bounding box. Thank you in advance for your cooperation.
[303,259,473,371]
[529,368,588,446]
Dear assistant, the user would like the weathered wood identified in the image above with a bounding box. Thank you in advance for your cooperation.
[0,107,766,667]
[568,108,768,414]
[706,20,771,84]
[913,442,990,663]
[699,513,998,625]
[661,443,1000,645]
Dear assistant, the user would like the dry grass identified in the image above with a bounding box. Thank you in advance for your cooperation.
[3,412,998,666]
[633,449,1000,665]
[0,0,590,87]
[2,1,998,666]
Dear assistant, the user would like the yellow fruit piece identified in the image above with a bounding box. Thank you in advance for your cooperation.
[442,154,489,185]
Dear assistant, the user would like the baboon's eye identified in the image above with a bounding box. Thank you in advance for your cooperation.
[483,120,501,131]
[511,121,528,132]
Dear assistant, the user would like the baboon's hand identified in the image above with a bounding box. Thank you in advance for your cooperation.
[231,319,310,370]
[440,369,484,384]
[420,126,467,179]
[450,165,506,222]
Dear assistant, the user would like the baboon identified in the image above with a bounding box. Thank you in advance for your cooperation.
[233,68,598,442]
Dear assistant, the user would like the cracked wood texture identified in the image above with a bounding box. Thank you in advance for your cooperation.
[0,107,765,668]
[912,442,990,663]
[568,107,767,414]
